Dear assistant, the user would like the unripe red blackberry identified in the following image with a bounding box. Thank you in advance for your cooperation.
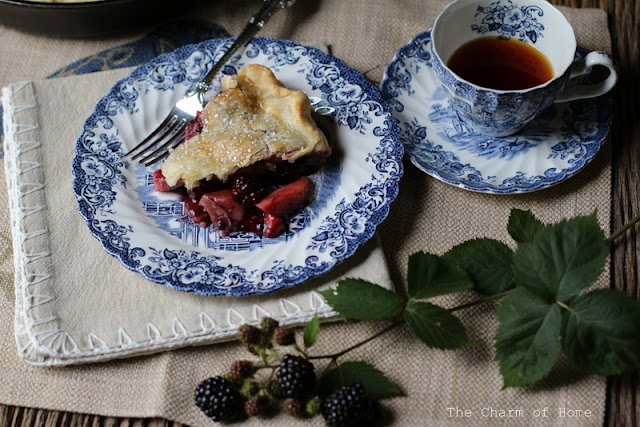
[238,324,261,346]
[273,326,295,346]
[229,360,254,382]
[276,354,316,398]
[238,324,265,354]
[194,376,245,422]
[284,398,305,417]
[322,383,373,427]
[244,395,268,417]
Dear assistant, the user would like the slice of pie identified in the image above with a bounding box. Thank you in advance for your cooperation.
[161,63,331,189]
[154,64,332,238]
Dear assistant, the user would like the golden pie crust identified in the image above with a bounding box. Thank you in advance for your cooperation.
[161,64,331,189]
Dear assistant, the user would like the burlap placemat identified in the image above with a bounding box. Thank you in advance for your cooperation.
[0,1,613,425]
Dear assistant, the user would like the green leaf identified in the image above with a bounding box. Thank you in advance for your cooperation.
[317,361,402,399]
[403,301,470,349]
[320,279,404,320]
[443,238,514,295]
[511,212,608,301]
[507,209,544,243]
[303,315,320,348]
[407,251,474,299]
[561,289,640,375]
[495,287,562,388]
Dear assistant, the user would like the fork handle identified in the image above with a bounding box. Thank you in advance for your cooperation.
[200,0,294,90]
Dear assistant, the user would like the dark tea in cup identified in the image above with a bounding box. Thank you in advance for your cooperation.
[446,36,554,90]
[431,0,617,136]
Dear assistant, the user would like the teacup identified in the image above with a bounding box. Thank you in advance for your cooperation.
[431,0,617,137]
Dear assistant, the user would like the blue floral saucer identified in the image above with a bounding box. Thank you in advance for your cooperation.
[380,30,612,194]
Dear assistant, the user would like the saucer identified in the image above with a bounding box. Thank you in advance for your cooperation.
[380,30,612,194]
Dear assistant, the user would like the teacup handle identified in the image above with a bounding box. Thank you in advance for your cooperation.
[554,51,617,103]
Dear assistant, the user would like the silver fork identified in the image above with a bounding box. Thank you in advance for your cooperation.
[126,0,296,167]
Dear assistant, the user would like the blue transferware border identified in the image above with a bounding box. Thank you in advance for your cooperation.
[72,36,403,296]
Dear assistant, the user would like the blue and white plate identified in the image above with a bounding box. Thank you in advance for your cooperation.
[72,37,403,297]
[380,30,612,194]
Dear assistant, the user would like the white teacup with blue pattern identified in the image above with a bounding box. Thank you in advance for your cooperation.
[431,0,617,137]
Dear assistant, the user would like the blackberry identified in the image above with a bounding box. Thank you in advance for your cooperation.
[244,395,268,417]
[273,326,295,346]
[236,206,266,235]
[237,324,266,354]
[284,398,305,417]
[276,354,316,398]
[306,396,323,416]
[322,383,374,427]
[260,317,279,335]
[229,360,254,382]
[273,161,302,185]
[266,379,282,398]
[231,175,270,206]
[194,376,245,422]
[237,324,261,346]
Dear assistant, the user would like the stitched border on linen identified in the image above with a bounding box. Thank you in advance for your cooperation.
[2,82,58,364]
[3,80,345,366]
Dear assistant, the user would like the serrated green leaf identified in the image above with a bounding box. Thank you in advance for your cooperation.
[407,251,474,299]
[443,238,514,295]
[303,315,320,348]
[320,279,404,320]
[507,209,544,243]
[511,212,608,301]
[495,287,562,388]
[562,289,640,375]
[403,301,470,349]
[317,361,402,399]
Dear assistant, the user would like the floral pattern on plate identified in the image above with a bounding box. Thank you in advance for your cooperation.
[72,37,403,296]
[380,30,611,194]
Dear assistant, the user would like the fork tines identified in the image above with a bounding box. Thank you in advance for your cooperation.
[126,114,187,167]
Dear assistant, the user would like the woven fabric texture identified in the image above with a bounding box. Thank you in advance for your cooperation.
[0,1,612,425]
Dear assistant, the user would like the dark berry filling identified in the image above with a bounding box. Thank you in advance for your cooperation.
[231,174,271,206]
[153,113,325,238]
[184,110,205,141]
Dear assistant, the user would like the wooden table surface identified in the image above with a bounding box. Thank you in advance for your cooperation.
[1,0,638,425]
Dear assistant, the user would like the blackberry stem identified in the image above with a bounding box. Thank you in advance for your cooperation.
[293,343,308,358]
[447,290,512,312]
[307,320,403,361]
[307,291,513,363]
